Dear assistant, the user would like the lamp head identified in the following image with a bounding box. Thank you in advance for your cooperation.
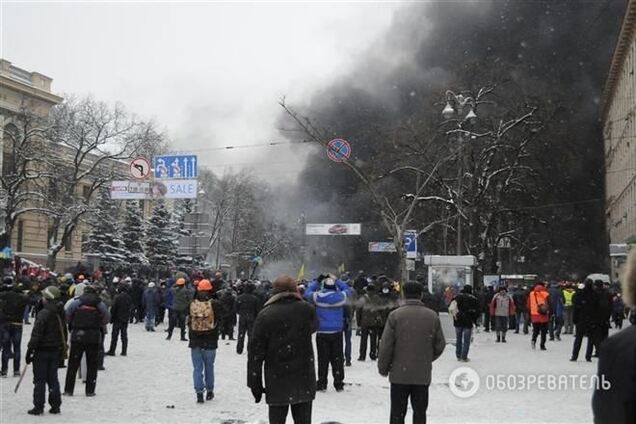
[442,103,455,119]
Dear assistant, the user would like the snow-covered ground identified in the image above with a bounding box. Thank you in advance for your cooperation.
[0,322,603,424]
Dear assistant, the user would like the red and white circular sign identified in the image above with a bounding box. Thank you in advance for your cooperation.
[130,157,151,180]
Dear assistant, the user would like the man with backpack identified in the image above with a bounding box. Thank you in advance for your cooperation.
[450,285,480,362]
[188,279,219,403]
[63,285,110,396]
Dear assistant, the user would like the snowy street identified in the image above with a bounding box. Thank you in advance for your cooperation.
[1,321,601,424]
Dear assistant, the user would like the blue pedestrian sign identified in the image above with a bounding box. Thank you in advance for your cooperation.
[154,155,198,179]
[404,230,417,259]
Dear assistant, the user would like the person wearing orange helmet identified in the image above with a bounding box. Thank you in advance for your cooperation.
[187,279,219,403]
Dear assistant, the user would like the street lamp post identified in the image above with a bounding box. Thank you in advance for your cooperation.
[442,90,478,256]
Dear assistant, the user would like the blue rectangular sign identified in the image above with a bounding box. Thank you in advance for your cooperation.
[404,230,417,259]
[154,155,198,179]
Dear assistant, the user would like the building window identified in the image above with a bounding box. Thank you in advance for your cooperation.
[82,185,91,200]
[80,233,88,253]
[2,123,19,177]
[16,220,23,252]
[65,230,73,252]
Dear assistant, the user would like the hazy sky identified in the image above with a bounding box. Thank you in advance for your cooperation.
[1,1,402,180]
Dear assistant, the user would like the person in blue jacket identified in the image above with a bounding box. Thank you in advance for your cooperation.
[305,274,352,392]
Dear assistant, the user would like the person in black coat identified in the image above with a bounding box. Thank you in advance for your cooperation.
[0,277,29,377]
[482,286,495,332]
[236,283,261,354]
[570,280,599,362]
[25,286,66,415]
[248,275,317,424]
[218,288,237,341]
[106,284,133,356]
[63,286,110,396]
[453,285,480,362]
[592,251,636,424]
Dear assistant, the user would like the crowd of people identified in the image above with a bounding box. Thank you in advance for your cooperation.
[442,278,633,362]
[0,264,635,423]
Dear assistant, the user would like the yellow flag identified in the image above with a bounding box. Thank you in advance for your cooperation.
[297,263,305,281]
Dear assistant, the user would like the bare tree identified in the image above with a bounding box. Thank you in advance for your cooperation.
[281,86,540,282]
[43,97,164,270]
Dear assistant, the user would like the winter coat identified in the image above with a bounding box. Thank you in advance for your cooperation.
[187,292,219,350]
[528,285,550,324]
[490,292,516,317]
[173,286,192,312]
[378,299,446,385]
[236,292,261,323]
[110,290,133,324]
[512,289,529,312]
[353,276,368,295]
[66,293,110,344]
[453,293,480,328]
[483,288,495,313]
[305,279,352,333]
[218,291,237,325]
[592,325,636,424]
[612,297,626,317]
[247,291,317,406]
[359,292,385,328]
[142,287,161,313]
[0,288,29,323]
[28,300,66,352]
[563,288,575,308]
[573,286,599,329]
[548,287,565,316]
[595,288,613,327]
[421,290,439,314]
[164,285,175,309]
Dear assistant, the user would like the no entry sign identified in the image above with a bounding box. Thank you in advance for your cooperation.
[326,138,352,162]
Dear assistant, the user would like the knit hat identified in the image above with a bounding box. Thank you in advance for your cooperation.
[197,279,213,292]
[42,286,61,300]
[272,275,297,292]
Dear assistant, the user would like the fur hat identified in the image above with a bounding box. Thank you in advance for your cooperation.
[622,249,636,308]
[273,275,297,292]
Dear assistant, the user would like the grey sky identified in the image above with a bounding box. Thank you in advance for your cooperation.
[1,1,401,180]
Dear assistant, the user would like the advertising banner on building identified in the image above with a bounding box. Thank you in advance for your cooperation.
[110,180,198,200]
[305,223,361,236]
[368,242,397,253]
